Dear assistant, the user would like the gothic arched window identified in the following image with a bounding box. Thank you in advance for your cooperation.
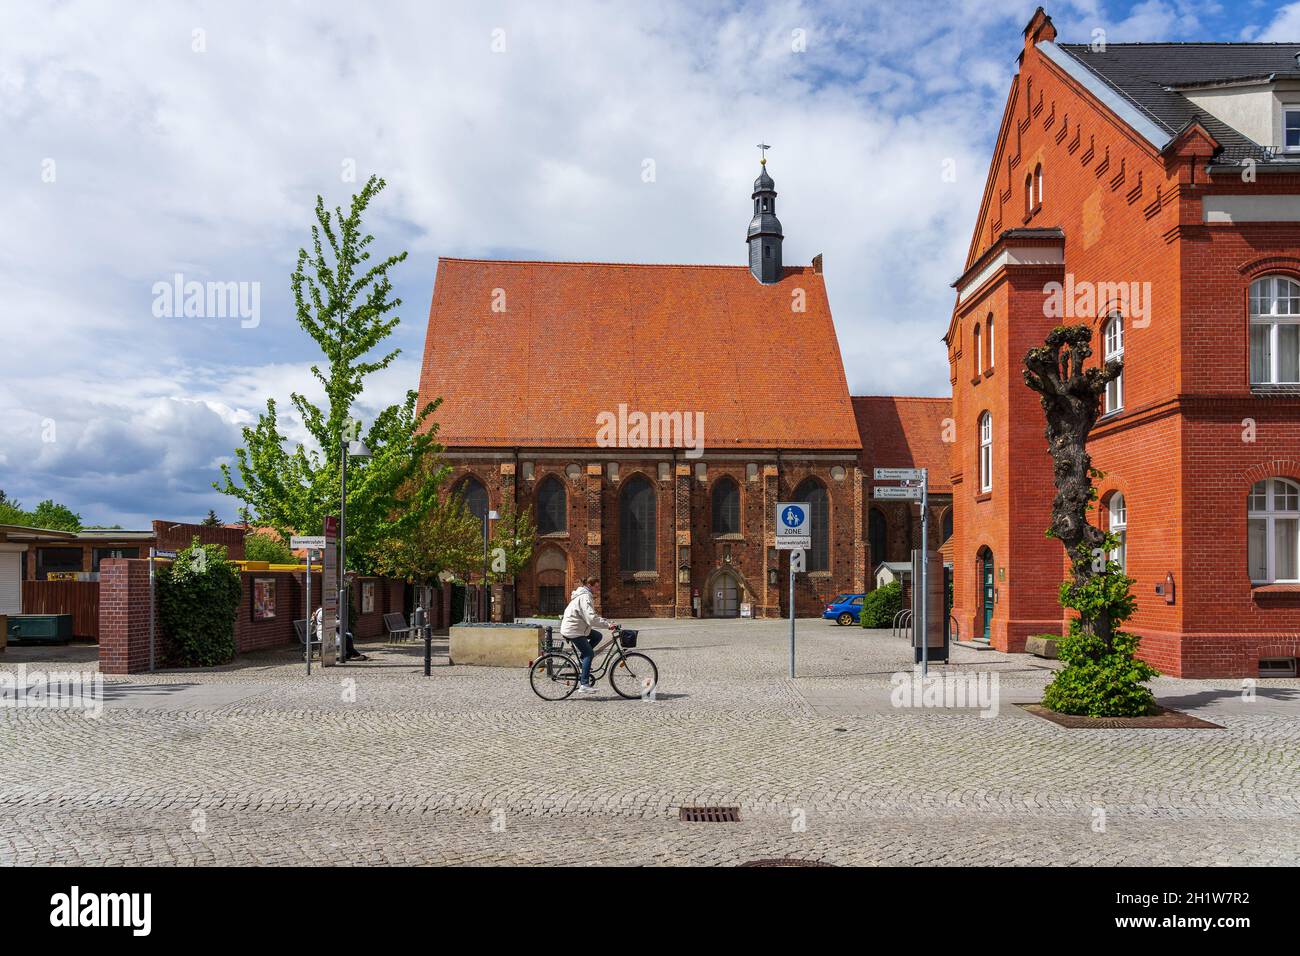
[619,475,657,572]
[537,475,567,535]
[794,477,830,572]
[453,476,488,522]
[712,477,740,535]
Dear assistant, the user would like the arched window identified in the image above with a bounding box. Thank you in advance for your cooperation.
[868,508,887,567]
[794,478,830,571]
[1107,493,1127,571]
[1024,173,1034,219]
[978,412,993,493]
[1249,276,1300,384]
[972,323,983,377]
[536,475,567,535]
[941,508,954,543]
[1103,313,1124,413]
[1248,478,1299,583]
[711,476,740,535]
[986,314,995,370]
[619,475,656,572]
[453,475,488,522]
[1034,163,1044,206]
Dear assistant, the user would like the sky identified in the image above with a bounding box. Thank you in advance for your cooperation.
[3,0,1300,528]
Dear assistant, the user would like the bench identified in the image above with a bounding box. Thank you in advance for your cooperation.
[384,612,417,645]
[293,619,321,658]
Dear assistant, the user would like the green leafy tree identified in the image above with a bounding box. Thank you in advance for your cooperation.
[214,175,449,574]
[1024,325,1158,716]
[487,498,536,584]
[244,531,296,564]
[156,537,243,667]
[0,490,26,526]
[27,499,82,532]
[372,491,481,585]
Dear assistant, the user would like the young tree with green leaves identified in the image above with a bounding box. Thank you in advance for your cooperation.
[372,491,481,585]
[214,175,450,574]
[27,499,82,532]
[487,497,536,584]
[1024,325,1158,716]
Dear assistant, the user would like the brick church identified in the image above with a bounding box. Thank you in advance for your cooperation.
[947,8,1300,677]
[418,160,951,619]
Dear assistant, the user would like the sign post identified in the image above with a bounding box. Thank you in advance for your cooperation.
[775,501,812,679]
[874,467,931,676]
[291,536,326,676]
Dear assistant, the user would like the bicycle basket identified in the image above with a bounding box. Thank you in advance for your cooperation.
[618,629,638,648]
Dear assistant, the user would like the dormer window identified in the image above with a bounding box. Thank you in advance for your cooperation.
[1284,108,1300,152]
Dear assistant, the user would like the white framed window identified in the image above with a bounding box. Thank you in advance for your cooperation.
[1248,478,1300,583]
[1035,163,1043,205]
[1249,276,1300,384]
[986,314,995,369]
[1108,493,1127,571]
[1103,313,1124,413]
[978,412,992,492]
[973,323,982,376]
[1285,108,1300,152]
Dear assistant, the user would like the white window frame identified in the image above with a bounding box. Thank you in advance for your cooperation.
[1103,313,1124,413]
[1108,493,1127,571]
[973,323,982,376]
[1248,478,1300,584]
[1284,107,1300,153]
[986,314,995,370]
[1035,164,1043,205]
[978,412,992,493]
[1249,275,1300,385]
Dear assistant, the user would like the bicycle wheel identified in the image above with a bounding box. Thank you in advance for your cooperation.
[529,653,580,701]
[609,651,658,699]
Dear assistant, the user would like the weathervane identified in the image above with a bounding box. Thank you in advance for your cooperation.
[757,142,771,166]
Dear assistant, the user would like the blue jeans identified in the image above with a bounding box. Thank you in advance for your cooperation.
[571,631,598,686]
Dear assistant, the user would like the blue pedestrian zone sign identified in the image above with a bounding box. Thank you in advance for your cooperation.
[775,501,811,549]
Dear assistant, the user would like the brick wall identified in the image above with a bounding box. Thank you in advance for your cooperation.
[98,558,152,674]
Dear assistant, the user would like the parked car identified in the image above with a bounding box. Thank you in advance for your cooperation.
[823,593,865,625]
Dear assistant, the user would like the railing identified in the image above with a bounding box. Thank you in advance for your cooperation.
[892,608,913,640]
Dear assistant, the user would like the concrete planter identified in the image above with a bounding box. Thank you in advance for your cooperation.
[448,622,543,667]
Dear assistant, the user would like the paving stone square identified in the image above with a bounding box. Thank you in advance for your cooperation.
[1,619,1297,866]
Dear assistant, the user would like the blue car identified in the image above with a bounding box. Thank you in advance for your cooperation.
[822,593,865,625]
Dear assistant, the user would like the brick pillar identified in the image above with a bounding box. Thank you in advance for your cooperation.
[585,464,603,594]
[674,463,692,617]
[762,464,779,617]
[99,558,153,675]
[852,465,866,593]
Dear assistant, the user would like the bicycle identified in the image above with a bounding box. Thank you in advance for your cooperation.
[528,626,659,701]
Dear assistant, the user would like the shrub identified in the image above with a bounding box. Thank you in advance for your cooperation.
[860,581,902,628]
[245,531,295,564]
[157,537,243,667]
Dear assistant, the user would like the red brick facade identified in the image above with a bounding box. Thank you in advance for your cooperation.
[946,10,1300,676]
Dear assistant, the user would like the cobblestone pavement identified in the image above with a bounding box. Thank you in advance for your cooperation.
[2,619,1298,866]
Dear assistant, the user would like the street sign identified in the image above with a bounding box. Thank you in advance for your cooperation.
[290,535,327,550]
[874,467,925,481]
[874,486,922,500]
[790,548,806,573]
[775,501,812,550]
[153,549,177,559]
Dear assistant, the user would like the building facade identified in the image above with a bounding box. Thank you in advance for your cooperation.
[418,165,950,619]
[947,8,1300,677]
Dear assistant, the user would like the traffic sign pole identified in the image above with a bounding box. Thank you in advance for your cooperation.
[920,469,929,678]
[789,563,795,679]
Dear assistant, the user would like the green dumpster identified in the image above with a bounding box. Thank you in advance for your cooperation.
[7,614,74,645]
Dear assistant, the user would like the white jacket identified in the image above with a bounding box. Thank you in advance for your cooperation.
[559,585,613,639]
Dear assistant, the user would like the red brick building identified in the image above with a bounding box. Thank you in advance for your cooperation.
[946,8,1300,677]
[418,163,950,619]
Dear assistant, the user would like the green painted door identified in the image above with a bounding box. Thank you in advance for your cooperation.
[981,552,995,640]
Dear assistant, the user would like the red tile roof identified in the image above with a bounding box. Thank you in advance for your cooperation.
[418,258,862,450]
[852,396,953,493]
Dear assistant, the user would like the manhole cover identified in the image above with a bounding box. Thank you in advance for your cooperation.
[679,806,740,822]
[740,858,834,867]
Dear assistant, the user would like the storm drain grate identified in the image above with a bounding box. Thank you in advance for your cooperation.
[679,806,740,823]
[741,858,835,867]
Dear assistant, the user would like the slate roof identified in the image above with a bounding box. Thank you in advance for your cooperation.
[419,258,862,450]
[1056,43,1300,164]
[851,396,953,494]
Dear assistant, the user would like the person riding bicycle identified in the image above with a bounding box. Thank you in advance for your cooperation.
[559,576,617,696]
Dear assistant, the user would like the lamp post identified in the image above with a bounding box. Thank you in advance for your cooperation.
[480,508,499,622]
[339,434,371,652]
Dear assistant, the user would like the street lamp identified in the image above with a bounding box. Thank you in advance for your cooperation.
[339,436,371,653]
[480,508,499,622]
